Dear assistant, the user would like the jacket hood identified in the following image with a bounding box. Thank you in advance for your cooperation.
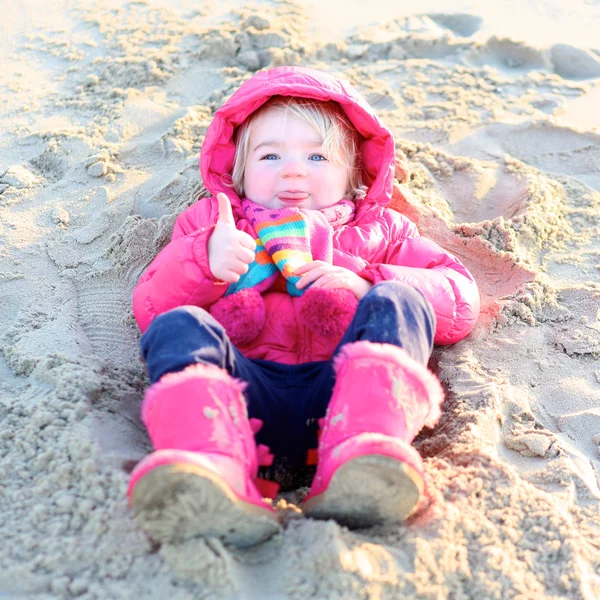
[199,66,396,210]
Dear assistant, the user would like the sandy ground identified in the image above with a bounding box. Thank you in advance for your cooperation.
[1,0,600,598]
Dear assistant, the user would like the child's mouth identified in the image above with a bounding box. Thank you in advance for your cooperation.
[278,192,309,203]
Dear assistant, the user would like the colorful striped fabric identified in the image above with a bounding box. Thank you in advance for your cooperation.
[225,199,354,297]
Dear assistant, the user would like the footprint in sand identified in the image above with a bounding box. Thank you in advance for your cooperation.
[134,165,200,219]
[108,93,188,169]
[371,15,473,61]
[446,122,600,192]
[465,37,550,72]
[481,123,600,192]
[550,44,600,80]
[118,136,189,169]
[75,274,139,363]
[427,13,483,38]
[436,161,532,224]
[393,13,481,39]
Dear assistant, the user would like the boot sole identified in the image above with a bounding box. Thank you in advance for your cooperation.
[130,462,281,548]
[303,454,424,529]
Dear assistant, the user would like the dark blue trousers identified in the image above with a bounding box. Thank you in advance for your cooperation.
[140,282,435,480]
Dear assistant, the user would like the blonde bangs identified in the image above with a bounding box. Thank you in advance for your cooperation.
[231,97,366,201]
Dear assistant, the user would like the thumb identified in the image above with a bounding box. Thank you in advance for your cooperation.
[216,193,235,225]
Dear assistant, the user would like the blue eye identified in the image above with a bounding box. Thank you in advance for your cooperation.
[309,154,327,161]
[261,154,279,160]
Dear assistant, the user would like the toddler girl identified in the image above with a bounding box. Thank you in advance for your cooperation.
[126,66,480,547]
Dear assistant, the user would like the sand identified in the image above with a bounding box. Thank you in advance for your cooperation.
[1,0,600,598]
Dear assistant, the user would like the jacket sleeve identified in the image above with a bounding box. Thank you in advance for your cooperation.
[360,209,480,345]
[132,197,229,333]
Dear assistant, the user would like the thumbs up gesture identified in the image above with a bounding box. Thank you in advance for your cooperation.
[207,193,257,283]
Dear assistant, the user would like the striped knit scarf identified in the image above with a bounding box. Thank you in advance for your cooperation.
[226,198,355,297]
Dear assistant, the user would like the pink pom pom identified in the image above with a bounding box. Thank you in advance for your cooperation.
[210,289,266,346]
[298,287,358,339]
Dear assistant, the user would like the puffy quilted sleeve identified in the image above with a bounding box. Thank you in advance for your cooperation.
[360,209,480,345]
[132,197,229,333]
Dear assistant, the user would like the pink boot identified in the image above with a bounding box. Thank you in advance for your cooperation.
[127,364,280,547]
[303,341,444,528]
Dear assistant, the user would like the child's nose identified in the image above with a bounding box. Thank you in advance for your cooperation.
[281,158,307,178]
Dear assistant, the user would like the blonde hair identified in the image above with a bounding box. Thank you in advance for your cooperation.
[231,96,367,201]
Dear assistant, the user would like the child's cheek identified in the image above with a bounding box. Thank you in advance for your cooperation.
[256,163,277,190]
[245,164,276,199]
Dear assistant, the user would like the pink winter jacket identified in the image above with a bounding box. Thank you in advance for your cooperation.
[133,66,480,363]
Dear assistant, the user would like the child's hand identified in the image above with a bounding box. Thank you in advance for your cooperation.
[294,261,372,299]
[208,193,256,283]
